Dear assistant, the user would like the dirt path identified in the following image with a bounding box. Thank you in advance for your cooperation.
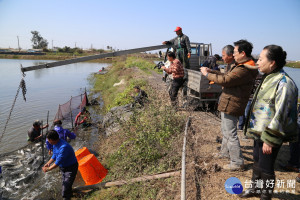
[148,71,300,200]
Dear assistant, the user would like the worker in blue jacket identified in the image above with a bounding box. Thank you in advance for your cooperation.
[46,119,76,155]
[42,130,78,200]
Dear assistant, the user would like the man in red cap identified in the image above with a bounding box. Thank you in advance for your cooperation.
[162,26,191,69]
[163,27,191,101]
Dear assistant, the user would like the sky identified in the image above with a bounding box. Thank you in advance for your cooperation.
[0,0,299,60]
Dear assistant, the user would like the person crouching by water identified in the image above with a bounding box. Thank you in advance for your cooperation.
[46,119,76,155]
[28,120,49,142]
[43,130,78,200]
[74,107,91,128]
[132,86,148,107]
[240,45,298,200]
[161,51,184,107]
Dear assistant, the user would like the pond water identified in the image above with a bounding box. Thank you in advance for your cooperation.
[284,67,300,94]
[0,59,109,154]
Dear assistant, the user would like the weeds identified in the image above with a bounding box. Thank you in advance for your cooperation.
[105,88,185,180]
[286,61,300,68]
[90,56,157,111]
[88,56,185,199]
[85,181,161,200]
[125,56,163,74]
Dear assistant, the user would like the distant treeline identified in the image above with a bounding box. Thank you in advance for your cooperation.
[286,61,300,68]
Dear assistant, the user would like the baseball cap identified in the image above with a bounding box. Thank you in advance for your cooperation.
[174,27,182,32]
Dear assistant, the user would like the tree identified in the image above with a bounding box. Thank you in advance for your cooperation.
[31,31,48,49]
[62,46,71,53]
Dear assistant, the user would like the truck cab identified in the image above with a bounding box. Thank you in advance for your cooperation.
[189,43,212,70]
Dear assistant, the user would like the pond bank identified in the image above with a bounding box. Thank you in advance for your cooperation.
[80,57,186,199]
[0,54,113,63]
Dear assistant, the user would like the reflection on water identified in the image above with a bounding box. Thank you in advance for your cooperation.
[33,66,49,79]
[0,59,109,154]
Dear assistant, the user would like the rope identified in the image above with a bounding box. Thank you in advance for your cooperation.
[0,65,27,143]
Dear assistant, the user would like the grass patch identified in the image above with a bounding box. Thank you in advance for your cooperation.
[125,57,154,74]
[0,52,112,62]
[89,56,159,111]
[105,91,185,180]
[286,61,300,68]
[84,178,179,200]
[125,56,163,74]
[85,182,158,200]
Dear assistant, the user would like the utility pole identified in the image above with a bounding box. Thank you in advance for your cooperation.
[17,36,20,52]
[52,40,53,50]
[91,44,93,50]
[75,42,77,48]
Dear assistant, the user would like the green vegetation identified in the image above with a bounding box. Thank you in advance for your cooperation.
[0,52,112,62]
[89,57,143,111]
[87,56,185,199]
[125,57,158,74]
[0,51,160,64]
[90,56,163,111]
[84,180,176,200]
[31,30,48,49]
[286,61,300,68]
[106,95,184,179]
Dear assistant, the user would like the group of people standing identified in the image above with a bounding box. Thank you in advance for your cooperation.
[201,41,299,200]
[162,27,299,200]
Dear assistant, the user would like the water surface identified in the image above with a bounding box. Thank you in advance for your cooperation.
[0,59,109,154]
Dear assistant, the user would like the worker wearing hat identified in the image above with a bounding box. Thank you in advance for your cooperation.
[28,120,49,142]
[163,27,191,102]
[46,119,76,155]
[163,27,191,69]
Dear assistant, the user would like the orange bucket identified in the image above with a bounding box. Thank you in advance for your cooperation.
[78,154,108,185]
[75,147,91,161]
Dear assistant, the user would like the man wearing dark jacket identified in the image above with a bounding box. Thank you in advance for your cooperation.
[201,40,258,171]
[163,26,191,69]
[133,86,148,107]
[28,120,49,142]
[202,54,221,70]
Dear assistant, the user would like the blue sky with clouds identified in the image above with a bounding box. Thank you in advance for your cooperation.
[0,0,299,60]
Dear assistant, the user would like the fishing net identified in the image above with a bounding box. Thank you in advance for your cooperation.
[52,92,89,129]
